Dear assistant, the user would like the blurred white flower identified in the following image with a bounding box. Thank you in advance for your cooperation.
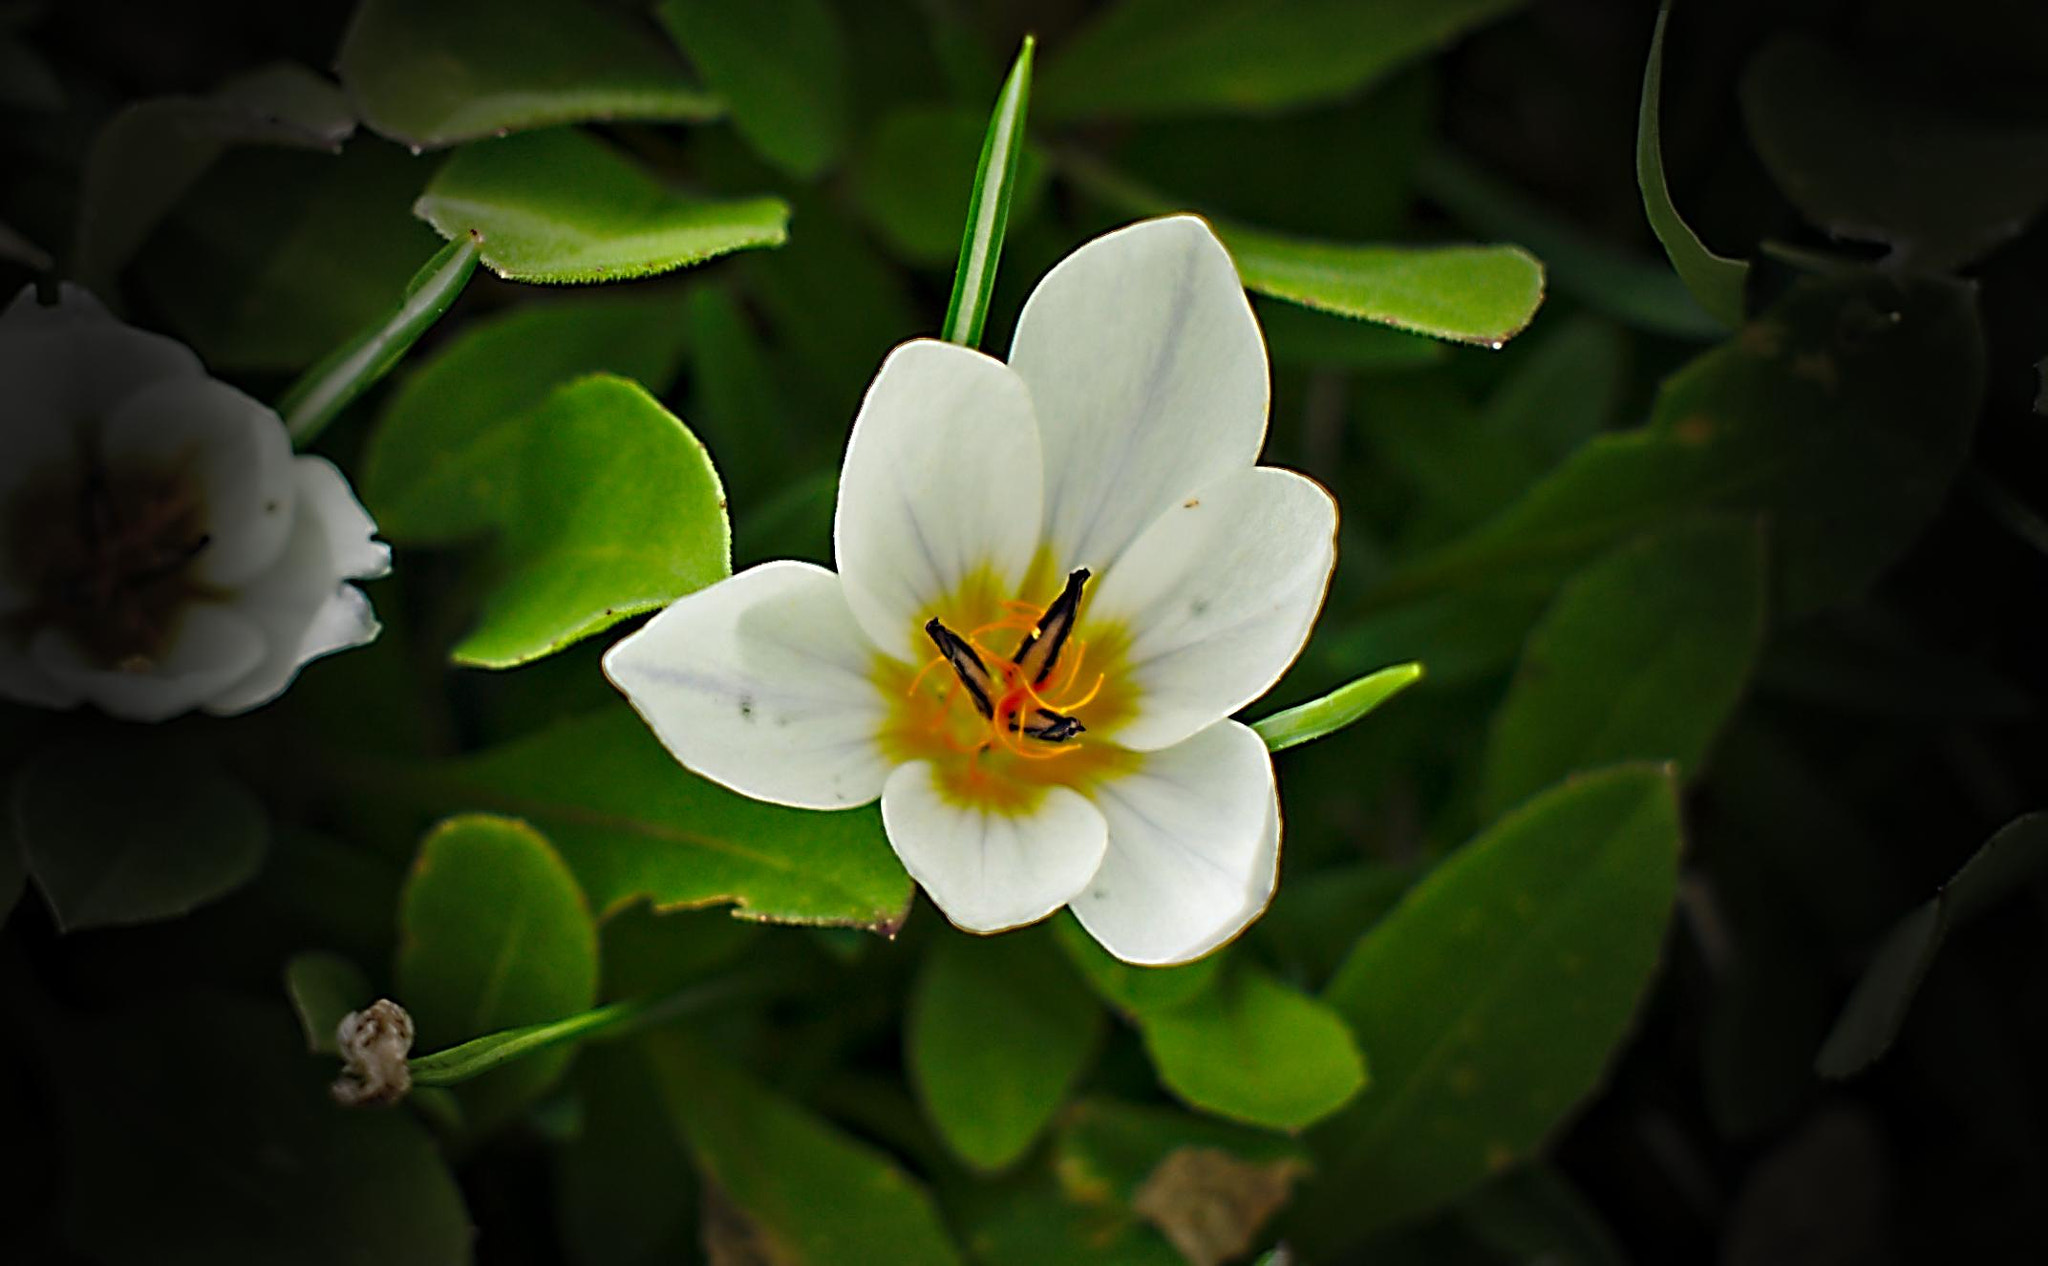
[0,284,389,721]
[606,217,1336,965]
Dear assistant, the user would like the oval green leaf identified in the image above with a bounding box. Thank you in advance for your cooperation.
[1306,764,1681,1241]
[908,928,1104,1171]
[395,813,599,1129]
[1140,965,1366,1131]
[415,128,788,283]
[338,0,720,150]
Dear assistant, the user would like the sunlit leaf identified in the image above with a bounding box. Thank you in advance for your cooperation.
[1816,813,2048,1078]
[1478,515,1767,817]
[75,62,353,293]
[396,814,599,1129]
[1306,765,1681,1242]
[416,708,912,930]
[415,128,788,283]
[1141,965,1366,1131]
[13,737,268,932]
[338,0,719,150]
[1636,1,1748,327]
[908,928,1103,1171]
[642,1032,965,1264]
[1253,662,1424,752]
[656,0,848,179]
[1741,35,2048,271]
[1040,0,1525,120]
[284,951,375,1055]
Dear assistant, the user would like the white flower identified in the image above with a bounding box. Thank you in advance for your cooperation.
[604,217,1336,965]
[0,284,389,722]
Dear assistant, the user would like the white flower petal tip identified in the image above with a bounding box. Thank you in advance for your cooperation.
[1010,214,1269,572]
[1071,721,1281,966]
[603,561,896,811]
[882,760,1109,934]
[834,338,1044,664]
[0,290,389,721]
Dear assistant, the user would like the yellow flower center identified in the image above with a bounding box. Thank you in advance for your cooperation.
[877,564,1138,811]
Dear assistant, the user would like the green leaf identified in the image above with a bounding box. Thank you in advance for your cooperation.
[409,1001,635,1086]
[136,139,444,373]
[396,814,599,1129]
[1040,0,1525,121]
[1308,765,1681,1240]
[364,290,693,542]
[941,37,1036,348]
[1815,813,2048,1079]
[12,737,268,931]
[279,234,479,446]
[1636,1,1748,328]
[52,994,471,1266]
[960,1175,1183,1266]
[420,708,913,930]
[337,0,719,150]
[642,1032,965,1265]
[656,0,847,179]
[1741,35,2048,272]
[415,128,789,283]
[1140,965,1366,1131]
[854,105,1048,268]
[908,928,1103,1171]
[1053,912,1222,1014]
[1458,1166,1630,1266]
[1253,662,1425,753]
[1221,224,1545,347]
[446,374,731,668]
[558,1043,698,1266]
[1478,516,1767,818]
[1055,1097,1309,1209]
[75,62,353,292]
[1382,272,1984,620]
[284,951,375,1056]
[1259,299,1448,372]
[1419,149,1722,340]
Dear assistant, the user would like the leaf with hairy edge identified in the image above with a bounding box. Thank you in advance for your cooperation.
[415,128,788,283]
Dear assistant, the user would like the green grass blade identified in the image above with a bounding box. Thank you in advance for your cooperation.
[1636,0,1748,328]
[1253,662,1425,752]
[941,36,1034,348]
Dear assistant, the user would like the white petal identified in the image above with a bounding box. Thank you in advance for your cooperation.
[31,603,265,723]
[1008,215,1268,574]
[1087,466,1336,752]
[99,376,297,589]
[604,560,895,810]
[293,455,391,580]
[834,339,1044,663]
[202,461,387,716]
[1070,720,1279,966]
[881,760,1108,933]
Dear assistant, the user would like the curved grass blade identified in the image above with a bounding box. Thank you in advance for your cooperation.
[1637,0,1748,328]
[941,36,1034,348]
[1253,662,1424,752]
[280,233,480,445]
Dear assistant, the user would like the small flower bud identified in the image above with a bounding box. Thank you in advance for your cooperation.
[332,998,414,1107]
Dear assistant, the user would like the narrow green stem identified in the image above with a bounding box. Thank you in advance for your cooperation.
[940,36,1034,348]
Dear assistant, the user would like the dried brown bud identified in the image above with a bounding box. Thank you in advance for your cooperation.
[332,998,414,1107]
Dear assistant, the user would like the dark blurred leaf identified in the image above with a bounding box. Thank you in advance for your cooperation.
[642,1032,964,1264]
[0,812,22,928]
[682,283,800,511]
[423,708,912,930]
[1141,964,1367,1130]
[1253,862,1417,988]
[13,737,268,931]
[1040,0,1524,120]
[415,128,788,283]
[1420,149,1723,340]
[339,0,718,149]
[908,927,1102,1171]
[1457,1165,1630,1266]
[1478,515,1767,818]
[1816,812,2048,1078]
[1054,912,1221,1015]
[1636,1,1748,327]
[52,993,470,1265]
[558,1042,698,1266]
[0,217,50,271]
[657,0,847,179]
[1742,36,2048,271]
[855,106,1048,267]
[138,140,443,372]
[599,899,761,1000]
[1385,273,1984,620]
[959,1173,1183,1266]
[364,290,693,542]
[76,62,353,293]
[396,813,599,1128]
[1055,1097,1309,1209]
[1308,765,1681,1241]
[284,951,374,1055]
